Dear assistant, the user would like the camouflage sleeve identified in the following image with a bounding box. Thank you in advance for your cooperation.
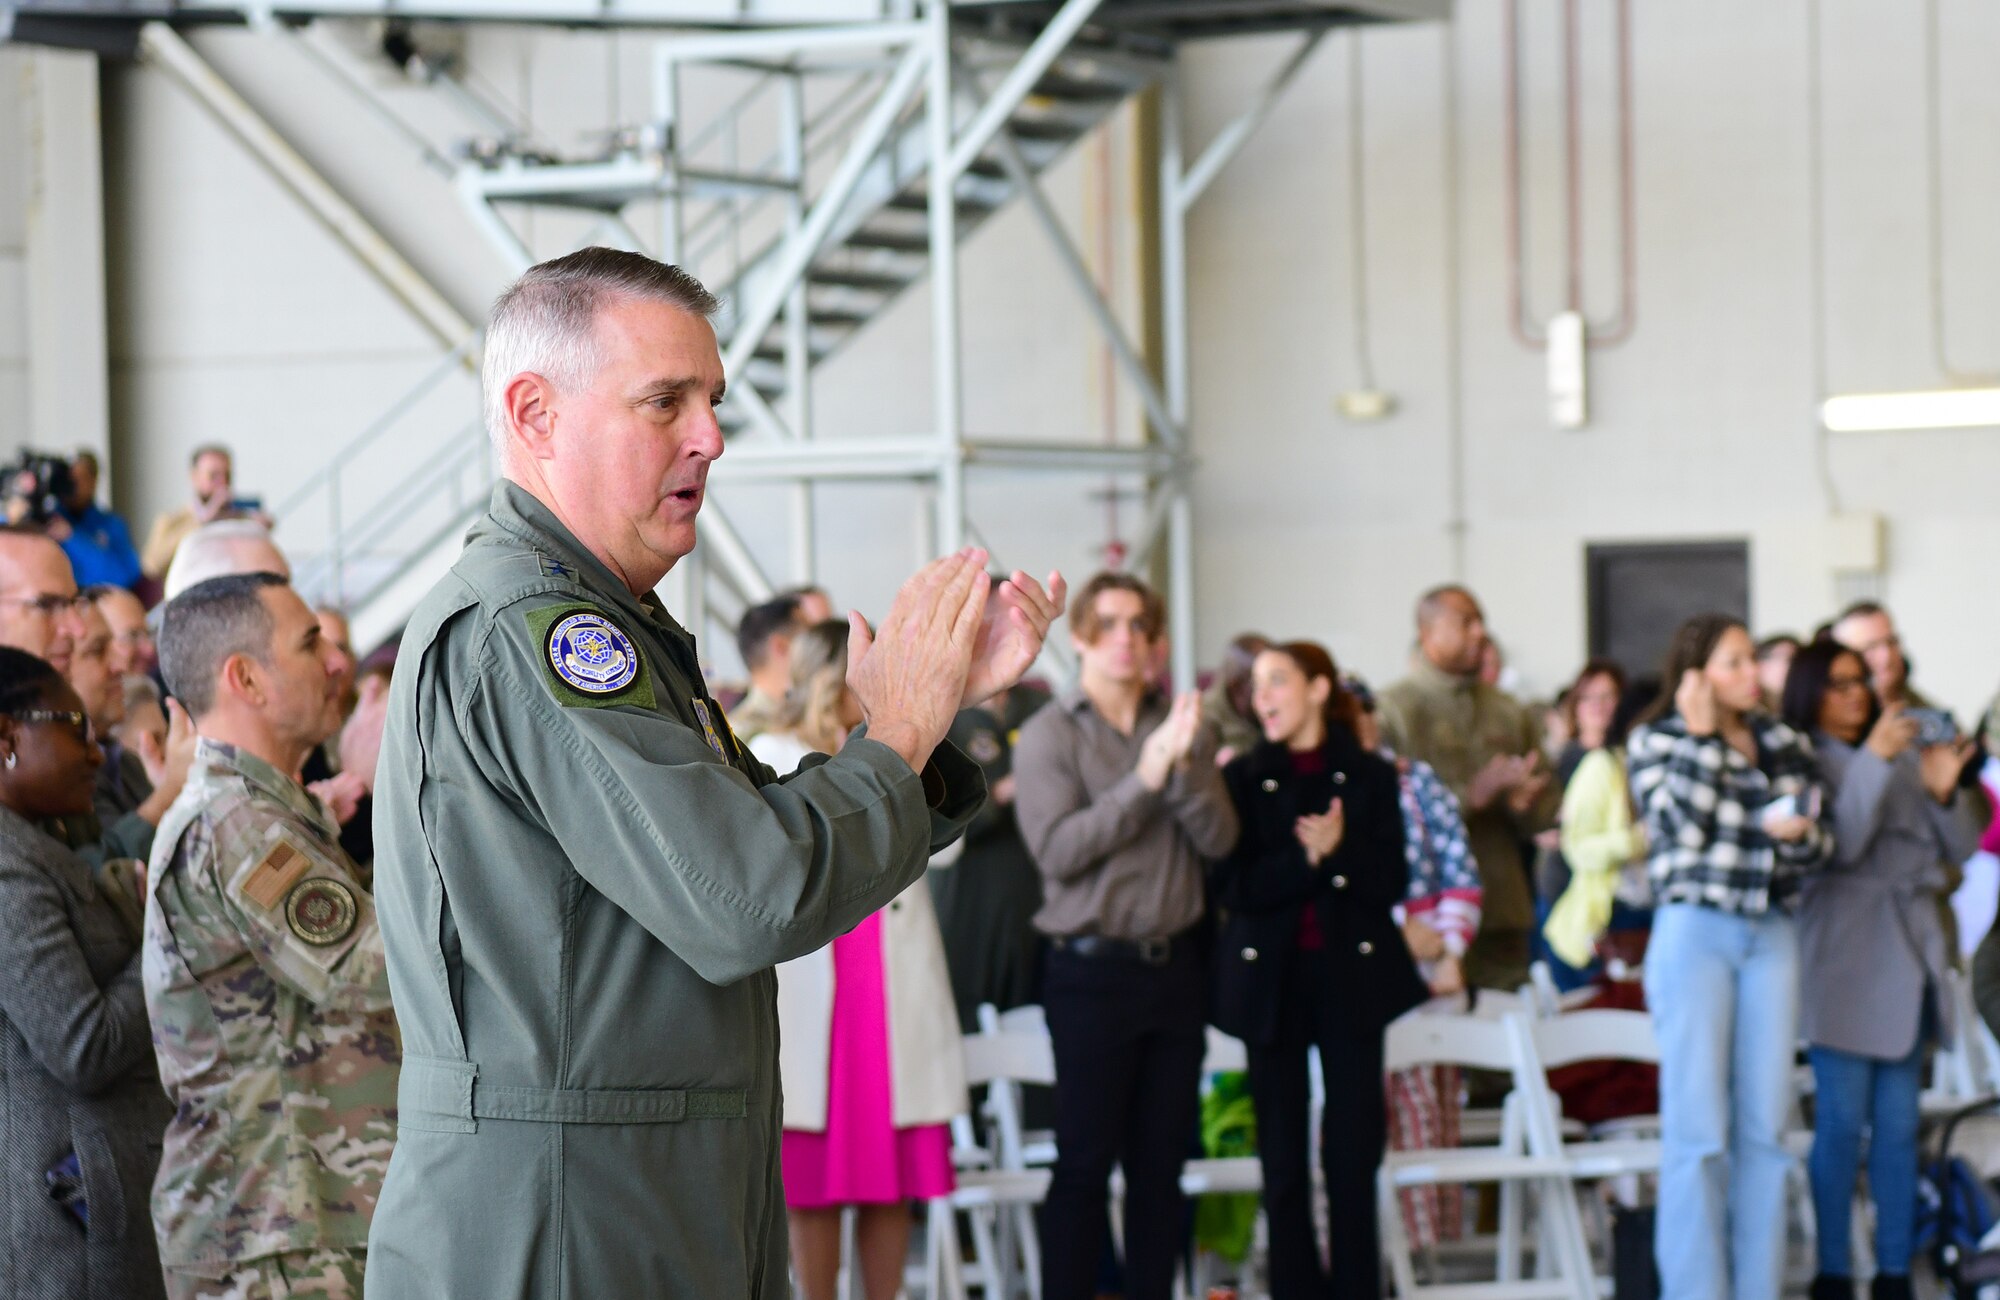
[214,819,393,1013]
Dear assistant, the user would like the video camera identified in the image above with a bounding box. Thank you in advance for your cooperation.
[2,450,74,526]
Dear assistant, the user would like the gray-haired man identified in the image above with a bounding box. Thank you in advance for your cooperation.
[365,247,1065,1297]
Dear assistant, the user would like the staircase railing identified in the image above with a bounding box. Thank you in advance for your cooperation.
[275,333,483,610]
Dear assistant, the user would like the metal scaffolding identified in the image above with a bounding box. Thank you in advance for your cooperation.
[443,1,1447,682]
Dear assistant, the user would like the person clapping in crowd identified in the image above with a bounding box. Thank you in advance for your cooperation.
[0,647,170,1299]
[1211,643,1425,1299]
[1378,586,1556,992]
[1784,639,1981,1300]
[1014,572,1237,1300]
[1627,614,1831,1300]
[749,621,965,1300]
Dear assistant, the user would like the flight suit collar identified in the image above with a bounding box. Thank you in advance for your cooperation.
[191,737,339,843]
[484,481,696,647]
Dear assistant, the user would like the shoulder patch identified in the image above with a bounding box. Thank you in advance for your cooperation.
[285,877,359,946]
[523,604,657,710]
[239,837,313,911]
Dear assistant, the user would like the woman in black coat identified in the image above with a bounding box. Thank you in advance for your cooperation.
[0,647,169,1299]
[1212,641,1427,1300]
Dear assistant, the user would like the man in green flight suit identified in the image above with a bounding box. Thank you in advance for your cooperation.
[365,247,1065,1298]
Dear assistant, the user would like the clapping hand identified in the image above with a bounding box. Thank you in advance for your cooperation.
[1295,797,1345,866]
[847,549,990,773]
[1506,752,1552,814]
[1136,691,1203,792]
[959,569,1068,710]
[1466,752,1541,813]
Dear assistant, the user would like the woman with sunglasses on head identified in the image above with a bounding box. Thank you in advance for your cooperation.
[1211,642,1427,1298]
[1627,614,1832,1300]
[1783,640,1981,1300]
[0,646,169,1299]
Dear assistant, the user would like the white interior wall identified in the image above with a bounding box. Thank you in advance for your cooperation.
[93,0,2000,718]
[0,50,30,447]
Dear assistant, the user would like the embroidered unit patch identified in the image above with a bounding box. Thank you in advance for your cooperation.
[284,878,359,946]
[546,612,641,697]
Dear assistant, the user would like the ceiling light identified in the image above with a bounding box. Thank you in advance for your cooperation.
[1821,387,2000,432]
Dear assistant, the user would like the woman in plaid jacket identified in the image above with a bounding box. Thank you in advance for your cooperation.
[1626,614,1833,1300]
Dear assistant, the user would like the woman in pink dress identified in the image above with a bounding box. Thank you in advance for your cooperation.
[747,620,967,1300]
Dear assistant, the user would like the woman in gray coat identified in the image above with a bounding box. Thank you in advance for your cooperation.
[1783,640,1982,1300]
[0,647,169,1299]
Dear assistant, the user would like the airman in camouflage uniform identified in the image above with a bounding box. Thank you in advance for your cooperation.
[145,574,399,1300]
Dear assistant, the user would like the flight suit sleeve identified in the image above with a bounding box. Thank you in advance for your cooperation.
[214,816,393,1013]
[467,605,985,987]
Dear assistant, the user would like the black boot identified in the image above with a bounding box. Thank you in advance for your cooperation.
[1870,1276,1913,1300]
[1809,1277,1855,1300]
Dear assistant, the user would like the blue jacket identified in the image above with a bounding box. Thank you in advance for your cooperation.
[58,504,142,590]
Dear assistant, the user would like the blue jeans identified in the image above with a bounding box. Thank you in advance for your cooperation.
[1643,903,1799,1300]
[1808,1039,1924,1277]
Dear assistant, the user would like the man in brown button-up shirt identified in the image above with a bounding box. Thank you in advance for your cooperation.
[1013,572,1238,1300]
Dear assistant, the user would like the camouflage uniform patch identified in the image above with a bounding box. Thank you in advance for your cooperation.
[166,1247,368,1299]
[145,740,401,1277]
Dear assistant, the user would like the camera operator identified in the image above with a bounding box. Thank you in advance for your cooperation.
[48,450,143,591]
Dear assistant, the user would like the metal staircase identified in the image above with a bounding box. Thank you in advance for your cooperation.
[7,0,1451,668]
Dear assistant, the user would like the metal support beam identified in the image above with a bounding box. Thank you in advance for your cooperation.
[979,107,1185,449]
[1158,68,1197,690]
[926,0,965,553]
[778,70,816,580]
[1175,27,1327,211]
[942,0,1106,182]
[139,23,477,355]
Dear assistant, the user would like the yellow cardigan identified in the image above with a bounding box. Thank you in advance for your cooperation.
[1544,747,1647,967]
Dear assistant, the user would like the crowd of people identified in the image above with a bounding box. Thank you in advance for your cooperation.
[730,572,2000,1300]
[1,243,1996,1300]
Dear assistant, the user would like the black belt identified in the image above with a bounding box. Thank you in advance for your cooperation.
[1051,933,1184,966]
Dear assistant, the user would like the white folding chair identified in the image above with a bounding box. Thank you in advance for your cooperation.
[925,1018,1056,1300]
[1378,1010,1596,1299]
[1518,1009,1663,1287]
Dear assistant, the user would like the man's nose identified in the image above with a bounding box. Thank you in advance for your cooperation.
[686,405,725,460]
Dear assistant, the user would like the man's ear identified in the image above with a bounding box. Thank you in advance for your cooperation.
[219,653,262,710]
[504,373,561,462]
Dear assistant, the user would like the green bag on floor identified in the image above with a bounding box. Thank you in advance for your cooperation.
[1193,1071,1260,1263]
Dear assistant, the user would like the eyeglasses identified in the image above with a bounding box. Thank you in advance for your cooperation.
[1826,676,1871,694]
[6,710,94,742]
[0,594,83,618]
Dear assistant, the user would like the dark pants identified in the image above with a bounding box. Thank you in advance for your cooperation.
[1245,945,1387,1300]
[1039,940,1206,1300]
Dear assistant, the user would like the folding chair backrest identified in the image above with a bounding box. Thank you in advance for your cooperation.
[1204,1027,1248,1075]
[1384,1008,1522,1074]
[961,1031,1057,1089]
[1528,1009,1659,1070]
[1527,962,1562,1018]
[993,1003,1048,1036]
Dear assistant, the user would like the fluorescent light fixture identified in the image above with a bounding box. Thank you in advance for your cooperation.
[1821,387,2000,432]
